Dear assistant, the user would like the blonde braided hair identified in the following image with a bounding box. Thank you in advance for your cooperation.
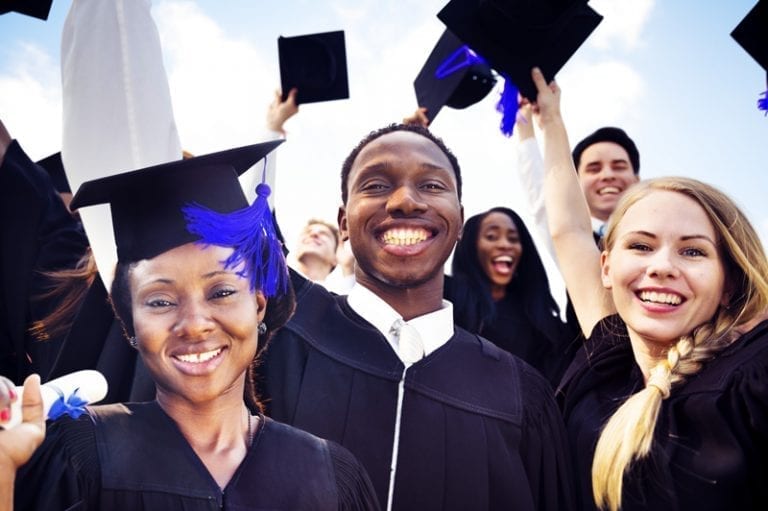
[590,177,768,511]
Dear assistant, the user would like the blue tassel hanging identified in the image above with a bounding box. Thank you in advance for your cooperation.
[758,90,767,115]
[183,177,288,297]
[496,76,519,137]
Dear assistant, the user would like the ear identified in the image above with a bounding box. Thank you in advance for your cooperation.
[337,205,349,241]
[600,250,612,289]
[457,205,465,241]
[255,291,268,322]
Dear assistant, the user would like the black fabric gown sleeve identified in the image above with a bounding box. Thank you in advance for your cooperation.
[0,140,89,383]
[327,441,382,511]
[15,414,100,510]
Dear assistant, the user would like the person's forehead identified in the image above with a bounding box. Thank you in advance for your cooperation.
[351,131,453,175]
[580,141,630,163]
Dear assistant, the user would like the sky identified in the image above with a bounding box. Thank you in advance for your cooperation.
[1,0,767,301]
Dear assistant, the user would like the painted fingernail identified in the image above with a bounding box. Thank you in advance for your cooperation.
[8,388,16,400]
[0,408,9,422]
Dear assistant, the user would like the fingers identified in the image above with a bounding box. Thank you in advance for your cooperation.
[0,377,16,424]
[21,375,43,429]
[531,67,549,94]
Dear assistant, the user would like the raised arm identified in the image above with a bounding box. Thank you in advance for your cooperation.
[532,68,615,337]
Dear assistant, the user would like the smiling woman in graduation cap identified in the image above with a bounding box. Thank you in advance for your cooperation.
[3,143,379,510]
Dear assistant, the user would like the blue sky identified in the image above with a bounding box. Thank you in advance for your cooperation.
[2,0,766,275]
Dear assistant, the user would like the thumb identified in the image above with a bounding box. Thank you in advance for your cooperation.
[21,374,44,430]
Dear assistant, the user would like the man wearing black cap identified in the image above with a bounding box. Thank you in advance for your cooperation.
[258,124,574,511]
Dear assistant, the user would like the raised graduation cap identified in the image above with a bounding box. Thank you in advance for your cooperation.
[70,141,283,264]
[414,29,497,123]
[731,0,768,113]
[278,30,350,105]
[36,152,71,194]
[437,0,603,101]
[0,0,53,20]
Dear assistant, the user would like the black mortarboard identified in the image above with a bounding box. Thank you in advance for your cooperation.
[0,0,54,20]
[278,30,350,105]
[36,152,71,194]
[732,0,768,72]
[437,0,603,101]
[70,141,282,263]
[414,29,497,123]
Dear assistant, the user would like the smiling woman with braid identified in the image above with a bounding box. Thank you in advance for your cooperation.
[530,65,768,511]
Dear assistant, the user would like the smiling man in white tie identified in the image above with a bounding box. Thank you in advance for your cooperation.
[257,124,575,511]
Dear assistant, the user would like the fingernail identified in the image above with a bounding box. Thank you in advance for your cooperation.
[8,388,16,400]
[0,408,9,422]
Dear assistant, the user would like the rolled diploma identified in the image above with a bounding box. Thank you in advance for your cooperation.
[5,370,108,428]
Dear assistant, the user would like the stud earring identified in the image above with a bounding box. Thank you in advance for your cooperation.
[128,336,138,349]
[258,322,267,335]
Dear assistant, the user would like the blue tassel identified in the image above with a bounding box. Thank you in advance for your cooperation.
[758,90,768,116]
[496,76,519,137]
[183,182,288,297]
[48,388,88,420]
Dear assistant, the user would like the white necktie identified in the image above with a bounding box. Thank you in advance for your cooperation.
[391,319,424,365]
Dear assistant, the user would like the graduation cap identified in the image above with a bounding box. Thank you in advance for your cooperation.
[36,152,71,194]
[278,30,350,105]
[731,0,768,114]
[0,0,54,20]
[70,141,287,296]
[437,0,603,102]
[414,29,498,124]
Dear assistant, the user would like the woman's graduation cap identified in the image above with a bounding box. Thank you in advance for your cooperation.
[0,0,53,20]
[437,0,603,102]
[731,0,768,114]
[70,140,287,295]
[278,30,350,105]
[414,29,497,124]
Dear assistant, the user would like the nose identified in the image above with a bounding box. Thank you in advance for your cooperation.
[646,248,680,279]
[172,299,215,339]
[386,184,427,216]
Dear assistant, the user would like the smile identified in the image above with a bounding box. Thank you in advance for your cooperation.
[380,227,430,246]
[597,186,621,195]
[492,255,515,274]
[174,347,224,364]
[638,290,682,306]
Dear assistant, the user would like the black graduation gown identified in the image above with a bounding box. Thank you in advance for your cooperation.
[257,271,575,511]
[16,401,380,510]
[557,315,768,511]
[0,140,89,383]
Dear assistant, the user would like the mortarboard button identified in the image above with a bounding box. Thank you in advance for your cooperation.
[0,0,54,20]
[414,29,497,123]
[278,30,350,105]
[70,141,283,263]
[437,0,603,101]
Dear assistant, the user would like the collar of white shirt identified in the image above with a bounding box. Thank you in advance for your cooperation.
[591,216,605,236]
[347,283,454,360]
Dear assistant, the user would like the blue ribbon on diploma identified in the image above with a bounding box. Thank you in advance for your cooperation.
[758,90,767,115]
[48,388,89,420]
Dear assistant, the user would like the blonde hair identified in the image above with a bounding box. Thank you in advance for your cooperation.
[592,177,768,511]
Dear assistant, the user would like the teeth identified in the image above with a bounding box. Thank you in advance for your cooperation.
[494,255,514,265]
[639,291,682,305]
[176,348,223,363]
[381,228,429,246]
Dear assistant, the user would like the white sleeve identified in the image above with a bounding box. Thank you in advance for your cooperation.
[61,0,181,288]
[514,137,556,261]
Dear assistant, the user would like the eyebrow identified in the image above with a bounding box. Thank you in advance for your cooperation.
[627,230,717,245]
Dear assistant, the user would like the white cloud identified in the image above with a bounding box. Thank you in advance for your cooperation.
[589,0,655,51]
[153,0,275,154]
[0,42,61,158]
